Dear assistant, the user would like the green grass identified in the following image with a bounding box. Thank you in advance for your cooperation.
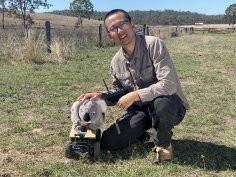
[0,33,236,177]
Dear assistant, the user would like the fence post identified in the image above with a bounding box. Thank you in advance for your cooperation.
[143,24,146,35]
[45,21,51,53]
[99,24,102,47]
[146,26,149,35]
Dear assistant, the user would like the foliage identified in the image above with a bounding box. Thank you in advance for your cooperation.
[47,9,73,16]
[70,0,94,26]
[127,10,225,25]
[50,9,226,26]
[0,0,6,6]
[225,4,236,26]
[5,0,51,29]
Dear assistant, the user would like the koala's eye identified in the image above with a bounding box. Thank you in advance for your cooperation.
[92,112,95,115]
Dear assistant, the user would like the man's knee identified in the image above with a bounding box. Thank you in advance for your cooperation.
[101,111,150,151]
[100,125,137,150]
[100,116,133,151]
[100,126,121,150]
[150,96,178,128]
[154,96,176,114]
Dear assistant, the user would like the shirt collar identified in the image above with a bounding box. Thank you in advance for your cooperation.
[121,34,143,61]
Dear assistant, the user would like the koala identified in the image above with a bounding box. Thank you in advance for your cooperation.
[70,99,107,130]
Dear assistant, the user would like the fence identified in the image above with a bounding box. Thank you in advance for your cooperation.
[0,22,234,51]
[192,27,235,33]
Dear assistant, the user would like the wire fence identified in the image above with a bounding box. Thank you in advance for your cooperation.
[0,22,235,50]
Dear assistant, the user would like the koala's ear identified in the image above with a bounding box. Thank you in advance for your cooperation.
[71,101,80,112]
[76,100,83,107]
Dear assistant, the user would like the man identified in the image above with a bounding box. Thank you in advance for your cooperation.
[78,9,189,163]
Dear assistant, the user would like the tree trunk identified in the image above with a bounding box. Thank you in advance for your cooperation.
[2,2,5,29]
[23,0,26,29]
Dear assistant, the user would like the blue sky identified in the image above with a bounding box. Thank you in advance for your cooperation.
[40,0,236,15]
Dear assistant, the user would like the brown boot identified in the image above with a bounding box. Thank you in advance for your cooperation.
[153,144,173,164]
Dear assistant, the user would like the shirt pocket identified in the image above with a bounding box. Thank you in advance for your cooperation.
[141,64,155,82]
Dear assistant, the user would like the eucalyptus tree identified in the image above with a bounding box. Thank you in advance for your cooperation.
[7,0,52,29]
[225,4,236,26]
[70,0,94,26]
[0,0,6,28]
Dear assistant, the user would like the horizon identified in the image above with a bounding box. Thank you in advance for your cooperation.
[43,8,226,16]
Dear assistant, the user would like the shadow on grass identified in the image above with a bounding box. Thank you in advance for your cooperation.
[172,139,236,171]
[71,141,151,164]
[98,139,236,172]
[70,139,236,172]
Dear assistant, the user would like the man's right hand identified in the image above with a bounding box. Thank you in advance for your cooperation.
[77,92,102,101]
[117,91,140,110]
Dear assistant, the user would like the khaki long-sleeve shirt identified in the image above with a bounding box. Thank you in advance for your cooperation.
[110,34,189,109]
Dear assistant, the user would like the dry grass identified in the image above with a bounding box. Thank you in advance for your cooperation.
[181,23,235,28]
[0,12,102,29]
[33,13,101,26]
[23,30,45,63]
[0,29,72,64]
[0,12,107,63]
[49,38,73,62]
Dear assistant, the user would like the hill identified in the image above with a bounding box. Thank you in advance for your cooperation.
[50,9,226,25]
[0,12,102,28]
[0,9,228,29]
[31,13,102,27]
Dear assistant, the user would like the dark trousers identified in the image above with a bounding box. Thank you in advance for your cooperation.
[101,94,186,151]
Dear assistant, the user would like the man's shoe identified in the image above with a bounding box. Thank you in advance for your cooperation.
[153,144,173,164]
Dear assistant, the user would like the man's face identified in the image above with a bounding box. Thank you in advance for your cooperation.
[105,12,135,47]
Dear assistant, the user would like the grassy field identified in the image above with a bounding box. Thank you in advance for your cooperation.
[0,12,102,27]
[0,32,236,176]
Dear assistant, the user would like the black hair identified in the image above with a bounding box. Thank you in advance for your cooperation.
[104,9,132,23]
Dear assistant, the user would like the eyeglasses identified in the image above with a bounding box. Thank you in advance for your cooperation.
[107,20,130,33]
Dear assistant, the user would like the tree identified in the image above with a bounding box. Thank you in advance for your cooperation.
[70,0,94,27]
[225,4,236,26]
[0,0,6,28]
[7,0,52,29]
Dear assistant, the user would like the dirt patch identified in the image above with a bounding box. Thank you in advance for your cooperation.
[182,79,201,86]
[0,147,66,176]
[0,149,22,167]
[0,124,12,135]
[31,128,43,133]
[17,109,44,123]
[222,116,236,127]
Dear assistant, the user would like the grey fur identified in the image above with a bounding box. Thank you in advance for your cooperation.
[71,99,107,130]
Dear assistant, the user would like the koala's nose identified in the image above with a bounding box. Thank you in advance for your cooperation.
[83,113,91,122]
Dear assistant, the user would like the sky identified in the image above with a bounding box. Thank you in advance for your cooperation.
[39,0,236,15]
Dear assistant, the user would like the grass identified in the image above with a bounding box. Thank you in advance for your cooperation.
[0,32,236,177]
[0,12,102,28]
